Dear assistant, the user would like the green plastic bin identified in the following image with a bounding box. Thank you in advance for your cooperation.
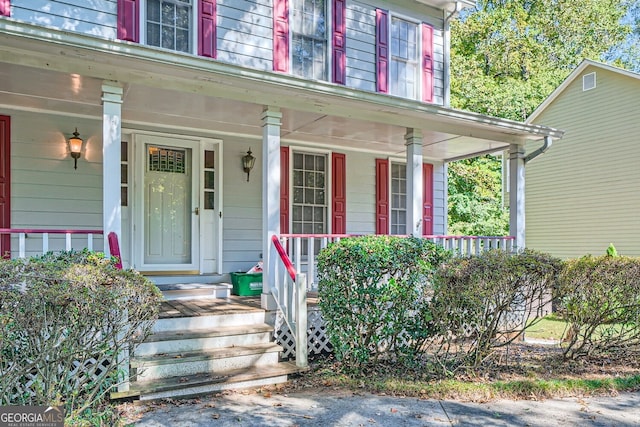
[230,272,263,296]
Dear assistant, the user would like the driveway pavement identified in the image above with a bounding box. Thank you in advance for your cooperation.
[125,388,640,426]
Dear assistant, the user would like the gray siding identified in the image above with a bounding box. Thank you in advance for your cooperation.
[10,0,117,39]
[346,1,377,92]
[9,110,104,257]
[344,0,445,105]
[217,0,273,71]
[527,66,640,258]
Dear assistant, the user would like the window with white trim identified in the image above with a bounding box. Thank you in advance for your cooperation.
[291,0,327,80]
[145,0,193,53]
[390,16,419,99]
[292,151,327,254]
[390,162,407,235]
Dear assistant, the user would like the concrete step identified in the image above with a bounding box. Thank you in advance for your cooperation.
[135,324,274,356]
[152,309,267,333]
[116,361,307,401]
[148,274,229,286]
[132,343,283,381]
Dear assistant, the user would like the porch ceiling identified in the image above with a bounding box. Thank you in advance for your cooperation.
[0,21,563,162]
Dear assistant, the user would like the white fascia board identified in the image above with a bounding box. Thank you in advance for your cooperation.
[0,19,562,144]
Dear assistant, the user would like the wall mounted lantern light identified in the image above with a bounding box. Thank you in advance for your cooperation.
[242,148,256,182]
[68,128,83,170]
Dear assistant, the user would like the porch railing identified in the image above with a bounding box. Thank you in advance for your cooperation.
[279,233,515,291]
[270,235,308,368]
[0,228,105,258]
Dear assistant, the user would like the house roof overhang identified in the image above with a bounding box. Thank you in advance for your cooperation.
[0,20,563,162]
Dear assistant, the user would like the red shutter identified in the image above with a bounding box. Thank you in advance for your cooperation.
[331,153,346,233]
[0,115,10,258]
[117,0,139,42]
[198,0,217,58]
[375,9,389,93]
[375,158,389,234]
[280,146,290,234]
[422,163,433,235]
[0,0,10,17]
[273,0,289,72]
[332,0,346,85]
[421,23,434,103]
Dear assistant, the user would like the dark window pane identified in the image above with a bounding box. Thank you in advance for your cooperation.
[121,164,128,184]
[121,141,128,162]
[121,186,128,207]
[204,191,215,210]
[205,171,215,189]
[204,150,214,169]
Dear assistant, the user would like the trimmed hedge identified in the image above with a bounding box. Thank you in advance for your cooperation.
[557,255,640,359]
[0,250,162,423]
[317,235,451,370]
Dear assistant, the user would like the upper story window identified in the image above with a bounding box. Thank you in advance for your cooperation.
[376,9,434,103]
[145,0,193,53]
[390,17,418,99]
[117,0,216,58]
[290,0,327,80]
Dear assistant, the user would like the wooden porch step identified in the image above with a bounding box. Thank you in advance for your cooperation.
[135,324,275,356]
[132,343,283,381]
[115,361,307,401]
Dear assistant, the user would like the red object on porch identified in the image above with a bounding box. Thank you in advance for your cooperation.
[0,115,10,258]
[422,163,434,235]
[332,0,347,85]
[117,0,139,42]
[375,9,389,94]
[421,23,434,103]
[273,0,289,72]
[0,0,10,17]
[272,235,296,281]
[331,153,346,234]
[108,232,123,270]
[198,0,217,58]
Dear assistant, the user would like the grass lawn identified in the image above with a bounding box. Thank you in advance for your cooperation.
[524,315,569,341]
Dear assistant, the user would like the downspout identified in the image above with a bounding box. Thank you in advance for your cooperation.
[443,2,463,107]
[524,136,553,164]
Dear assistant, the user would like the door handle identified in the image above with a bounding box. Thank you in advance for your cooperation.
[194,207,200,216]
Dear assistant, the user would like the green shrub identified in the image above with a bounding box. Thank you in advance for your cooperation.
[0,250,162,423]
[557,255,640,359]
[429,249,562,373]
[317,236,451,371]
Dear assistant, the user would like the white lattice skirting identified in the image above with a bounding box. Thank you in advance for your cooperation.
[275,307,332,359]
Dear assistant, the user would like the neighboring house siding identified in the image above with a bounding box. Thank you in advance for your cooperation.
[527,67,640,258]
[8,110,104,257]
[10,0,118,40]
[217,0,273,71]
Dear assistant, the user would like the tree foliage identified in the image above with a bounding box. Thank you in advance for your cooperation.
[451,0,630,121]
[448,0,631,235]
[448,156,508,236]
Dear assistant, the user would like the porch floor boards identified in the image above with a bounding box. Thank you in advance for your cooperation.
[158,296,263,319]
[158,294,319,319]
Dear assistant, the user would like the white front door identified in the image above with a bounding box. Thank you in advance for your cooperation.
[132,133,221,273]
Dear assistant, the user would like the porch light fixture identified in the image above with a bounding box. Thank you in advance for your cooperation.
[68,128,83,170]
[242,148,255,182]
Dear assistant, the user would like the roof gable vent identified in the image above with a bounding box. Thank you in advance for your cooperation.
[583,72,596,91]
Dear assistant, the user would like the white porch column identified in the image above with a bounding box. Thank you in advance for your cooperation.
[261,106,282,310]
[405,128,423,236]
[102,82,123,256]
[509,144,526,250]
